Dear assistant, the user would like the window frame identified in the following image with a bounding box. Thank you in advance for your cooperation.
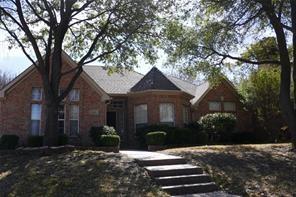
[31,87,42,101]
[69,104,79,137]
[58,104,66,134]
[30,103,42,136]
[69,89,80,102]
[159,103,175,126]
[223,101,236,112]
[134,104,148,130]
[208,101,221,111]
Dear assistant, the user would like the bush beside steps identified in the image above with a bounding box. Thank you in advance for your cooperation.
[146,131,167,151]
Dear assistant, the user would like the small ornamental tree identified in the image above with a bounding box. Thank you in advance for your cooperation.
[0,0,171,145]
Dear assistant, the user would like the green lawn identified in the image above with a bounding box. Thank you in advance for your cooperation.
[163,143,296,197]
[0,149,167,197]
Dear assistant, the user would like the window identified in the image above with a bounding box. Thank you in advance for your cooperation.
[58,104,65,134]
[224,102,236,111]
[32,88,42,101]
[69,105,79,136]
[69,89,80,101]
[30,104,41,135]
[183,106,190,124]
[134,104,148,129]
[159,103,175,125]
[209,101,221,111]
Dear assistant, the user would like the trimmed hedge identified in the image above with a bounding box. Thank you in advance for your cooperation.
[27,136,43,147]
[146,131,167,145]
[89,126,117,146]
[137,124,208,148]
[99,135,120,147]
[199,113,237,143]
[58,134,69,146]
[0,134,19,149]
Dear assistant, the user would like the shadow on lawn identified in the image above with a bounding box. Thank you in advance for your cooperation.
[172,145,296,196]
[0,150,166,197]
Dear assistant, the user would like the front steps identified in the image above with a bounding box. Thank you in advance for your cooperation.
[135,153,223,196]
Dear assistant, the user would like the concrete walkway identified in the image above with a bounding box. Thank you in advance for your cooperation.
[121,150,237,197]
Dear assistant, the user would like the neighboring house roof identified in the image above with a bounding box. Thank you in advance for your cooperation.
[83,65,143,95]
[130,67,180,92]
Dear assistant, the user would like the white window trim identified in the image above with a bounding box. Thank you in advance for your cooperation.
[58,104,66,134]
[69,105,79,136]
[30,104,42,136]
[159,103,175,125]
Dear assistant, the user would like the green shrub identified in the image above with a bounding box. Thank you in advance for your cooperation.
[27,136,43,147]
[89,126,117,146]
[232,131,269,144]
[196,131,208,145]
[146,131,167,145]
[99,135,120,146]
[58,134,69,146]
[0,134,19,149]
[199,113,237,143]
[136,124,172,148]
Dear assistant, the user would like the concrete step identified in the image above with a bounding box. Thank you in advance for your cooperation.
[137,157,187,166]
[155,174,212,186]
[162,182,219,196]
[146,164,203,177]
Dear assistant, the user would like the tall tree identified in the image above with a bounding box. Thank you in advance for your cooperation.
[239,68,283,141]
[164,0,296,150]
[0,0,169,145]
[0,70,13,89]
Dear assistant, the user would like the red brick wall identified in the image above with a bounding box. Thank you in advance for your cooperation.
[127,91,192,143]
[192,80,252,132]
[0,60,107,146]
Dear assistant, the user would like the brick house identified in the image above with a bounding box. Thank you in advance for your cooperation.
[0,52,251,146]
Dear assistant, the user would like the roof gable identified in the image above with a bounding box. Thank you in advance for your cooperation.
[0,51,110,101]
[130,67,180,92]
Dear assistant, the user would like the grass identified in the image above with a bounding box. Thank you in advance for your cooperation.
[0,149,168,197]
[163,143,296,197]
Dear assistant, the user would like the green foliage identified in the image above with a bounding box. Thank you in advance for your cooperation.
[89,126,118,146]
[58,134,69,146]
[199,113,237,143]
[137,124,208,147]
[27,136,44,147]
[0,134,19,149]
[99,135,120,147]
[145,131,167,146]
[241,37,279,64]
[136,124,173,148]
[239,68,283,141]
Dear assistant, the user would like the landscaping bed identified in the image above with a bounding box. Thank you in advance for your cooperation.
[0,149,168,196]
[163,143,296,196]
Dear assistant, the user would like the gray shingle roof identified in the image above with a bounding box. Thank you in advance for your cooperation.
[83,66,211,104]
[83,65,143,95]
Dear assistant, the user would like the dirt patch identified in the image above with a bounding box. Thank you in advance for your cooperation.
[163,143,296,197]
[0,150,168,197]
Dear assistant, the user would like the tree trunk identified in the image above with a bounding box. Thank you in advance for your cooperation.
[44,101,59,146]
[262,2,296,150]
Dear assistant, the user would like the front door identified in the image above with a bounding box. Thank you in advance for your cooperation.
[107,111,117,129]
